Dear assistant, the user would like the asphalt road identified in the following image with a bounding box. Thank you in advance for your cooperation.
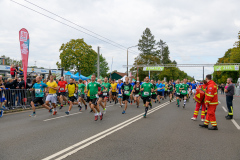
[1,94,240,160]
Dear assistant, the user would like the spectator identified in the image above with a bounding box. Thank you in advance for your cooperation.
[5,76,17,109]
[225,78,235,120]
[220,83,225,94]
[10,64,16,78]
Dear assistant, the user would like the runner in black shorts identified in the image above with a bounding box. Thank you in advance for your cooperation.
[121,77,133,114]
[150,80,157,104]
[132,81,141,108]
[168,81,174,102]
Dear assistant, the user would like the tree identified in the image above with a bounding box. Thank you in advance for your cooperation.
[1,55,22,66]
[56,38,109,76]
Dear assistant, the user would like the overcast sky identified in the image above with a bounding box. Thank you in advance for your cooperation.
[1,0,240,80]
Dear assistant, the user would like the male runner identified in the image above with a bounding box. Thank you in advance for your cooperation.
[97,79,106,114]
[121,77,133,114]
[58,76,68,109]
[156,80,162,104]
[132,81,141,108]
[129,78,135,105]
[78,79,87,110]
[86,74,103,121]
[175,79,181,107]
[168,81,174,102]
[117,80,123,107]
[29,76,52,117]
[179,78,189,108]
[102,77,112,108]
[191,81,197,100]
[141,76,154,118]
[45,75,59,115]
[111,79,118,104]
[65,78,78,114]
[150,80,157,104]
[187,80,192,98]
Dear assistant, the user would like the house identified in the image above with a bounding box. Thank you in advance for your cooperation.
[109,72,136,80]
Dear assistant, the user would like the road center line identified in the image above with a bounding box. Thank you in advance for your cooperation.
[43,112,82,122]
[222,106,240,130]
[42,101,173,160]
[222,106,227,112]
[218,101,221,104]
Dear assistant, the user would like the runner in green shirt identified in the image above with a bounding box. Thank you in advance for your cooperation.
[179,78,189,108]
[86,74,103,121]
[151,80,158,105]
[121,77,133,114]
[168,81,174,102]
[141,76,154,118]
[175,79,181,107]
[77,79,87,110]
[102,77,112,109]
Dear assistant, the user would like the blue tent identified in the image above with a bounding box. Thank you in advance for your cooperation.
[74,73,89,80]
[71,74,80,80]
[64,71,72,75]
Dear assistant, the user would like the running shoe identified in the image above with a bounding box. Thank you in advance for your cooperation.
[0,110,3,117]
[29,113,36,117]
[59,105,63,109]
[65,111,69,115]
[79,106,82,111]
[178,105,180,107]
[95,115,98,121]
[90,109,93,113]
[183,104,185,108]
[53,111,57,115]
[103,108,106,114]
[115,100,117,104]
[78,104,81,108]
[49,109,52,113]
[110,101,111,103]
[191,117,197,121]
[100,113,103,120]
[143,113,146,118]
[137,106,139,108]
[122,110,126,114]
[2,106,6,110]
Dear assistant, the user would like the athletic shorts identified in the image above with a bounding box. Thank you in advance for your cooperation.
[142,96,151,104]
[192,89,196,94]
[1,97,6,102]
[32,97,44,105]
[118,93,123,98]
[58,92,66,96]
[133,93,140,97]
[69,96,77,102]
[157,91,162,96]
[169,91,173,94]
[89,98,98,106]
[176,93,182,98]
[102,92,109,98]
[78,94,85,99]
[46,94,57,103]
[151,94,157,99]
[123,95,130,101]
[181,94,187,98]
[99,94,103,98]
[112,92,117,96]
[188,88,191,92]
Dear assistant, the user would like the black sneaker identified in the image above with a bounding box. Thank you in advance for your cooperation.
[208,126,218,130]
[226,116,233,120]
[183,104,185,108]
[90,109,93,113]
[199,124,208,128]
[59,105,63,109]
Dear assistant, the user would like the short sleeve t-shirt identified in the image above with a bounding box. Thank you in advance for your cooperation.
[141,82,153,97]
[161,84,165,91]
[175,84,180,94]
[102,82,111,92]
[180,83,189,95]
[156,83,162,91]
[46,81,58,94]
[117,83,123,94]
[78,83,86,95]
[226,84,234,96]
[87,82,101,99]
[121,83,133,96]
[66,83,77,97]
[168,84,173,91]
[33,82,48,97]
[58,81,68,92]
[111,83,117,92]
[191,84,197,89]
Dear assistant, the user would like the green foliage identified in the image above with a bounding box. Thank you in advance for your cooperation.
[56,39,109,77]
[1,55,22,66]
[130,28,194,81]
[213,31,240,84]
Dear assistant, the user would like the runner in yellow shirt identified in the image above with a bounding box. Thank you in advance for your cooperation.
[111,79,118,104]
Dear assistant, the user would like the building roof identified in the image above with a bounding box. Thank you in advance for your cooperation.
[112,72,136,80]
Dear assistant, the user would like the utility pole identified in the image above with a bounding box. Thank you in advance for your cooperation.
[97,46,100,79]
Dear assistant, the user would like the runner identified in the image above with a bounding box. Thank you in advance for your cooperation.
[96,79,106,114]
[141,76,154,118]
[132,81,141,108]
[86,74,103,121]
[150,80,157,104]
[65,78,78,115]
[179,78,189,108]
[161,81,166,100]
[129,78,135,105]
[111,79,118,104]
[156,80,162,104]
[78,79,87,110]
[102,77,112,109]
[45,75,59,115]
[175,79,181,107]
[191,81,197,101]
[29,76,52,117]
[168,81,174,102]
[117,79,123,107]
[164,82,168,99]
[187,80,192,98]
[121,77,133,114]
[58,76,68,109]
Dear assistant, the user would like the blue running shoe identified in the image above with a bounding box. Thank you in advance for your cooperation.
[143,113,146,118]
[65,111,69,115]
[2,106,6,110]
[0,110,3,117]
[122,110,125,114]
[29,113,36,117]
[79,106,82,111]
[49,109,52,113]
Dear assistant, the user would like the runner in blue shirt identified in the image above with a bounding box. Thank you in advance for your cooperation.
[191,81,198,100]
[117,80,123,107]
[156,80,163,103]
[187,80,192,98]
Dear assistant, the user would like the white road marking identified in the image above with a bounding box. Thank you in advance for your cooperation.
[222,106,227,112]
[42,101,173,160]
[231,119,240,130]
[43,112,82,122]
[218,101,221,104]
[222,106,240,130]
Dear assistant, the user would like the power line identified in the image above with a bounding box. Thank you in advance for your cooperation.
[10,0,139,54]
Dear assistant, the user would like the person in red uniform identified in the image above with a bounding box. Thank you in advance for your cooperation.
[199,75,218,130]
[58,76,68,109]
[191,81,207,121]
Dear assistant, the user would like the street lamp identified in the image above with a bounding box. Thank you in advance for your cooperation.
[127,45,138,76]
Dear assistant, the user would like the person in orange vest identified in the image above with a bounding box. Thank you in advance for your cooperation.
[199,75,218,130]
[191,81,207,121]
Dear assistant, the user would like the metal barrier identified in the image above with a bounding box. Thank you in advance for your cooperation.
[1,89,33,110]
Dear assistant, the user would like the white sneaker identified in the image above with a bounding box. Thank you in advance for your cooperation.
[191,117,197,121]
[201,119,205,122]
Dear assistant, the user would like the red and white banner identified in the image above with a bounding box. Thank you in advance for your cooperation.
[19,28,29,88]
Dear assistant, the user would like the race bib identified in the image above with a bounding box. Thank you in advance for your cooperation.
[124,91,129,94]
[60,88,64,91]
[35,89,40,94]
[53,94,57,97]
[144,92,149,96]
[103,93,107,96]
[177,92,180,95]
[118,94,122,96]
[157,88,161,90]
[135,94,139,97]
[168,90,170,92]
[182,90,186,93]
[96,94,99,98]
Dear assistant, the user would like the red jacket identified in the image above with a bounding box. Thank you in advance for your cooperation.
[205,80,218,106]
[10,67,15,75]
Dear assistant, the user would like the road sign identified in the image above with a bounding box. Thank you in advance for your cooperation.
[214,65,239,71]
[143,66,164,71]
